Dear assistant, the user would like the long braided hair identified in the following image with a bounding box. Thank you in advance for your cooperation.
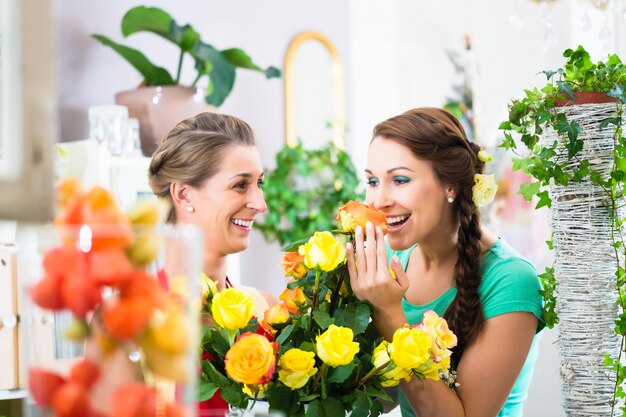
[372,107,486,366]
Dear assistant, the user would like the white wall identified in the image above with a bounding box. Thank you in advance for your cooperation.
[55,1,625,416]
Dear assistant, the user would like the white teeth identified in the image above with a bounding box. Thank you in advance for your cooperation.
[387,215,409,225]
[232,219,253,228]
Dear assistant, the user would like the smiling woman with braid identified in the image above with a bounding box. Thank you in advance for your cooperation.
[346,107,544,417]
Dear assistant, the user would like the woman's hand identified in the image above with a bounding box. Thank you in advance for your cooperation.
[346,222,410,311]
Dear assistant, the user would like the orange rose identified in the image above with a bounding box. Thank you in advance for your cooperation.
[336,201,388,235]
[279,287,307,314]
[280,251,307,279]
[261,304,290,335]
[225,333,277,385]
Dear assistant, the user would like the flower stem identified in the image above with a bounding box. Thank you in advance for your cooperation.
[309,269,321,331]
[175,49,184,84]
[355,361,390,387]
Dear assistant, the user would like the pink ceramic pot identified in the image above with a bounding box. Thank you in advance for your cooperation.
[115,86,214,156]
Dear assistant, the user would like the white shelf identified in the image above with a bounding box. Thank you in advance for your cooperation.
[0,389,26,401]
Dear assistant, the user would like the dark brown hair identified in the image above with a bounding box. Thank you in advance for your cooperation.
[148,112,255,223]
[372,107,485,366]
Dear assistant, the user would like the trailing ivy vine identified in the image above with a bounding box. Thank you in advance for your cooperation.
[500,45,626,415]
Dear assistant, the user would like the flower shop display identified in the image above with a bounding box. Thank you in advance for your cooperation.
[201,201,457,417]
[500,46,626,416]
[254,141,364,245]
[21,178,202,417]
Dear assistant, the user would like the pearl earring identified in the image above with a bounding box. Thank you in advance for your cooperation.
[447,196,454,203]
[186,206,195,213]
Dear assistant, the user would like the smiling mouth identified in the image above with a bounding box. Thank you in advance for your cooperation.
[386,214,410,228]
[232,218,254,229]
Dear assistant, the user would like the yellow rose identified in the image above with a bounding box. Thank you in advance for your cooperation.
[472,173,498,208]
[316,324,359,367]
[278,348,318,389]
[225,333,277,385]
[242,383,268,398]
[372,341,412,387]
[390,326,431,370]
[299,232,345,272]
[200,273,218,303]
[336,201,388,236]
[477,150,493,163]
[211,288,254,330]
[421,310,457,357]
[280,251,308,279]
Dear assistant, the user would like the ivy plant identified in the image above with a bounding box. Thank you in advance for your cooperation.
[499,45,626,415]
[255,141,364,246]
[93,6,280,106]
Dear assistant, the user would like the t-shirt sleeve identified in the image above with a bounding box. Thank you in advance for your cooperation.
[480,258,545,331]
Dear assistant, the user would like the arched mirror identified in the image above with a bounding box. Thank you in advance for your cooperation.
[284,31,345,149]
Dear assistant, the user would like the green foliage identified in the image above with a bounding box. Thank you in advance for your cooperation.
[92,6,280,106]
[255,141,364,245]
[500,45,626,416]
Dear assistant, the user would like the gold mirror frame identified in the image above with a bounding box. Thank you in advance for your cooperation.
[284,31,345,149]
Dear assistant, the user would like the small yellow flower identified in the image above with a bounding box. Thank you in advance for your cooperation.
[280,251,308,279]
[372,340,412,387]
[200,273,218,303]
[420,356,451,381]
[477,150,493,163]
[211,288,254,330]
[390,326,431,371]
[278,348,318,389]
[279,287,307,314]
[299,232,345,272]
[316,324,360,367]
[225,333,276,385]
[242,383,268,398]
[472,173,498,208]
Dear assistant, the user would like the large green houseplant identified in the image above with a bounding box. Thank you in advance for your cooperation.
[92,6,280,155]
[93,6,280,107]
[500,45,626,415]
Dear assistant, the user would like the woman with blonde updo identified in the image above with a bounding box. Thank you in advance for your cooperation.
[347,107,544,417]
[149,112,278,412]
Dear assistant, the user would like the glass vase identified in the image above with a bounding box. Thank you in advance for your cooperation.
[18,223,203,417]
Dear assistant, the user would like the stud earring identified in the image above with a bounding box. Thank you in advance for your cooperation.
[186,206,195,213]
[447,196,454,204]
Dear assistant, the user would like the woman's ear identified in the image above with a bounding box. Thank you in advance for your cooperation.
[170,182,195,213]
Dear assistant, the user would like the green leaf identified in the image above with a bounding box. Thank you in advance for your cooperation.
[313,310,335,330]
[557,81,576,100]
[322,397,345,416]
[335,303,371,335]
[327,363,355,384]
[535,190,552,209]
[220,384,247,408]
[91,35,175,85]
[121,6,200,52]
[276,323,296,345]
[192,41,236,106]
[518,182,541,202]
[222,48,281,78]
[198,379,219,401]
[599,116,622,130]
[351,391,372,417]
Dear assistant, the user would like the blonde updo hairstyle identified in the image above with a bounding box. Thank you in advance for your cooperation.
[148,112,255,223]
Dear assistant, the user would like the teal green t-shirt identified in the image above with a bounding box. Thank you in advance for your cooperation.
[388,239,544,417]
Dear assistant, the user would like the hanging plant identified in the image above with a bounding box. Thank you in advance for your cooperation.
[255,141,364,246]
[500,45,626,416]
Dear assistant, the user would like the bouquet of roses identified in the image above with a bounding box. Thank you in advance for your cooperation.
[200,201,457,417]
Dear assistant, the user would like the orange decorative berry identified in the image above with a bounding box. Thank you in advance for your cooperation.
[28,368,66,407]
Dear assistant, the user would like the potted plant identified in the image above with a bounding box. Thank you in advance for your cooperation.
[93,6,280,156]
[500,45,626,416]
[254,141,363,246]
